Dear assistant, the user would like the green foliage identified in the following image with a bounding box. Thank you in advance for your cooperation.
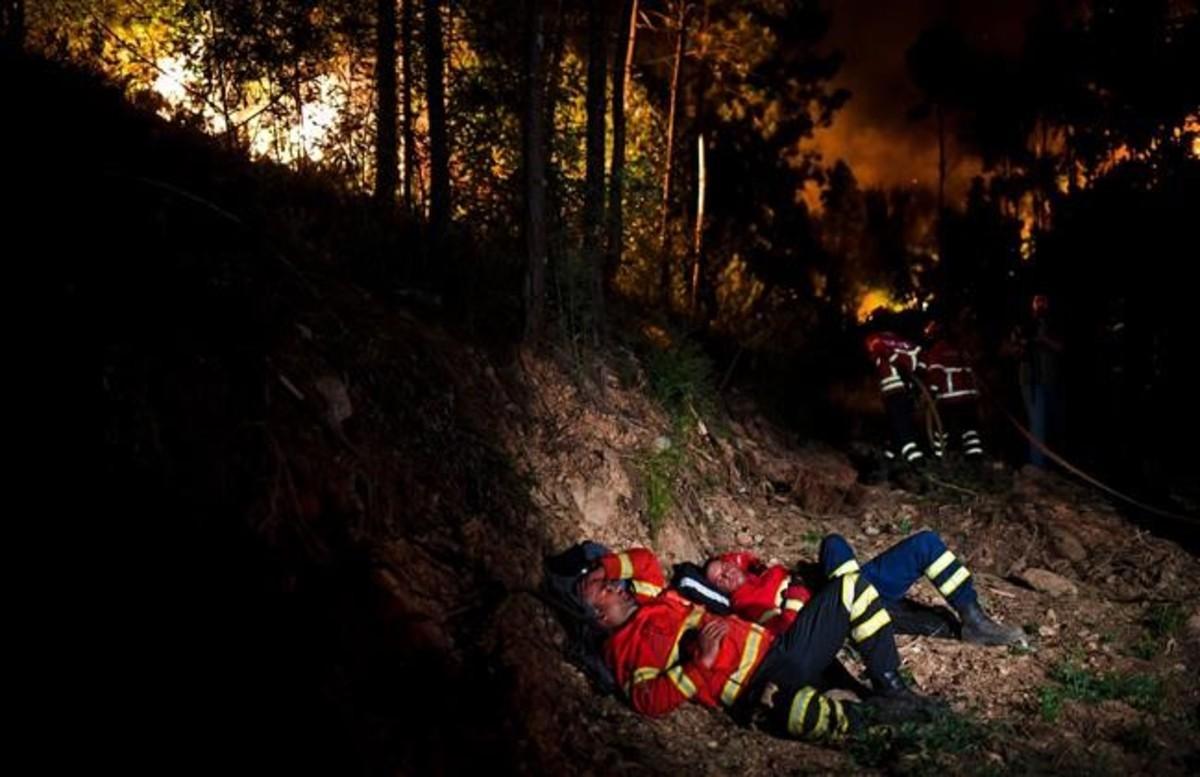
[850,709,992,776]
[644,338,719,435]
[1037,661,1164,722]
[638,442,683,539]
[550,247,605,364]
[1128,603,1185,659]
[1144,603,1186,639]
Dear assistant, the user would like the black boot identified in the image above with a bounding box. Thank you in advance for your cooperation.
[886,599,959,638]
[958,599,1027,647]
[865,671,943,723]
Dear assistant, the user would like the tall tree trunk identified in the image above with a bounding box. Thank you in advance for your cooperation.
[1038,117,1050,232]
[685,0,711,321]
[606,0,638,286]
[2,0,24,50]
[936,102,945,258]
[689,133,706,320]
[424,0,451,245]
[583,0,607,324]
[658,0,687,304]
[204,9,239,151]
[293,72,307,168]
[400,0,416,213]
[543,0,567,285]
[374,0,399,209]
[1066,126,1078,196]
[524,0,550,340]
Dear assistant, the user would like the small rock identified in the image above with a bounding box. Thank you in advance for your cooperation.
[737,532,754,546]
[1049,526,1088,563]
[653,435,672,452]
[1015,568,1078,597]
[865,525,881,536]
[315,375,353,426]
[753,534,764,544]
[1186,611,1200,644]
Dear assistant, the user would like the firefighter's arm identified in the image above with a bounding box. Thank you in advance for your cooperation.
[627,662,706,717]
[784,582,811,606]
[599,548,665,600]
[720,551,760,574]
[762,583,811,634]
[761,610,794,636]
[627,621,724,717]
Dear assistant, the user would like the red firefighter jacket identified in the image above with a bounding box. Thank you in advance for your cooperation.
[922,339,979,403]
[597,548,774,717]
[865,332,923,395]
[716,551,812,636]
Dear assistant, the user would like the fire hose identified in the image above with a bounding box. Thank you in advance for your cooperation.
[911,370,1199,526]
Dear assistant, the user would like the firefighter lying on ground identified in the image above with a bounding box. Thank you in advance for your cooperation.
[564,544,946,744]
[701,531,1026,647]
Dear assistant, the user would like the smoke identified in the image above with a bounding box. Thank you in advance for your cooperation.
[806,0,1041,204]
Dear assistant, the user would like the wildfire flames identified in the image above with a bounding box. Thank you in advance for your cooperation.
[855,288,916,323]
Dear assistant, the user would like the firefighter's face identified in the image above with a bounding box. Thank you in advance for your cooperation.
[705,558,746,593]
[580,567,636,628]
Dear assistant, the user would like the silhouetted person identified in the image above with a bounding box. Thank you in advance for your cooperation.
[1014,294,1063,468]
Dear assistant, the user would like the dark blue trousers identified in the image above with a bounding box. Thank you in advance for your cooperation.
[818,530,977,611]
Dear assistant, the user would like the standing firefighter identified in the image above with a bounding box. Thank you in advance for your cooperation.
[922,320,986,461]
[864,326,927,470]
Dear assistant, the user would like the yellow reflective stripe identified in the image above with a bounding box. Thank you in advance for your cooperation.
[667,608,705,666]
[787,688,816,737]
[835,702,850,738]
[773,577,789,605]
[925,550,955,580]
[666,665,697,698]
[784,598,804,612]
[626,666,660,694]
[831,559,860,578]
[813,697,830,736]
[850,585,879,621]
[758,608,782,624]
[939,566,971,597]
[632,580,663,598]
[617,552,634,579]
[720,625,766,706]
[851,608,892,642]
[840,573,857,614]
